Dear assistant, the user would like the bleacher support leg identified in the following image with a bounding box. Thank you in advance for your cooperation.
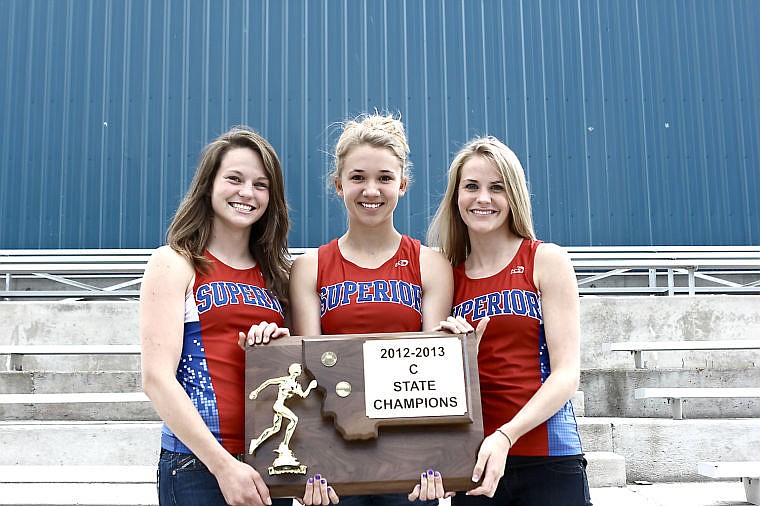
[688,268,696,296]
[8,353,23,371]
[745,477,759,505]
[633,351,644,369]
[669,398,684,420]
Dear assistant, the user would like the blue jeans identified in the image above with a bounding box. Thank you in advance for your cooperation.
[158,449,292,506]
[338,493,437,506]
[452,457,592,506]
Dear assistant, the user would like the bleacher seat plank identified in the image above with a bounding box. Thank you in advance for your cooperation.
[698,461,760,479]
[635,387,760,399]
[603,340,760,368]
[698,461,760,505]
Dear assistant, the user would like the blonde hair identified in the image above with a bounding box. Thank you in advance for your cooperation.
[166,126,291,306]
[427,136,536,266]
[331,112,411,182]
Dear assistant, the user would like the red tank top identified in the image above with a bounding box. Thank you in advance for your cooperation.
[452,239,582,457]
[316,235,423,334]
[161,251,285,454]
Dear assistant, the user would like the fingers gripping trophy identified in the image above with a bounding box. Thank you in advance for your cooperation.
[248,363,317,475]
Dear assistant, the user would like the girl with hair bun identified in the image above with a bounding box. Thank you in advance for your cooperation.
[290,113,454,506]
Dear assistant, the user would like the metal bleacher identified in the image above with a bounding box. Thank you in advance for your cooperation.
[1,247,758,504]
[567,246,760,296]
[1,246,759,300]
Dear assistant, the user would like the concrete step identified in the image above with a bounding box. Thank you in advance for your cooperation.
[578,418,614,452]
[585,451,626,488]
[0,464,302,506]
[0,463,629,506]
[0,483,158,506]
[4,296,759,370]
[0,422,623,487]
[1,301,140,372]
[0,302,139,346]
[589,481,752,506]
[0,371,154,421]
[571,390,585,417]
[580,368,760,418]
[4,418,758,485]
[0,462,159,505]
[578,417,760,483]
[2,354,142,373]
[0,393,159,421]
[578,295,760,371]
[0,421,162,465]
[0,465,157,506]
[1,481,752,506]
[0,371,143,394]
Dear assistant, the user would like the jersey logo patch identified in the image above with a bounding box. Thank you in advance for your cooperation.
[511,266,525,274]
[395,259,409,267]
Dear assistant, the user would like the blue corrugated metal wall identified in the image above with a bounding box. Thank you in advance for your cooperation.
[1,0,758,248]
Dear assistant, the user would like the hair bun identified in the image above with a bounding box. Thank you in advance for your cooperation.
[333,112,412,180]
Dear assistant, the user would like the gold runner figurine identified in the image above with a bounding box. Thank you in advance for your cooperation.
[248,363,317,475]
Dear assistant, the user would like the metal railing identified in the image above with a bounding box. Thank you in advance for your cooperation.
[2,246,758,300]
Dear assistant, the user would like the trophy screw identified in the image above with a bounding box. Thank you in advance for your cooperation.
[321,351,337,367]
[335,381,352,398]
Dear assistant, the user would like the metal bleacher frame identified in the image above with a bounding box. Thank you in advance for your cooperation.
[0,249,153,300]
[567,246,760,296]
[1,246,759,300]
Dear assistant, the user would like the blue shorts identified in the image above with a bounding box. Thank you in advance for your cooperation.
[452,457,592,506]
[158,448,292,506]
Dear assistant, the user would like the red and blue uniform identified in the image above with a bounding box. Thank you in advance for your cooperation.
[451,239,582,457]
[160,251,284,454]
[317,235,423,334]
[317,236,441,506]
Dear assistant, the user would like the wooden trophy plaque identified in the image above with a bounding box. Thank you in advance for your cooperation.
[244,331,483,497]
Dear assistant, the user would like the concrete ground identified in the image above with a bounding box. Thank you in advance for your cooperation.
[412,484,749,506]
[384,483,748,506]
[436,482,752,506]
[1,483,750,506]
[589,482,751,506]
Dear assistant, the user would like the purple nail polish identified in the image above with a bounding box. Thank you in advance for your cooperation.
[315,474,321,480]
[321,479,326,485]
[435,471,440,477]
[308,478,313,484]
[427,469,434,475]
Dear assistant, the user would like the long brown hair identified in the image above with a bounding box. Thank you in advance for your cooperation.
[427,136,535,266]
[166,126,291,306]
